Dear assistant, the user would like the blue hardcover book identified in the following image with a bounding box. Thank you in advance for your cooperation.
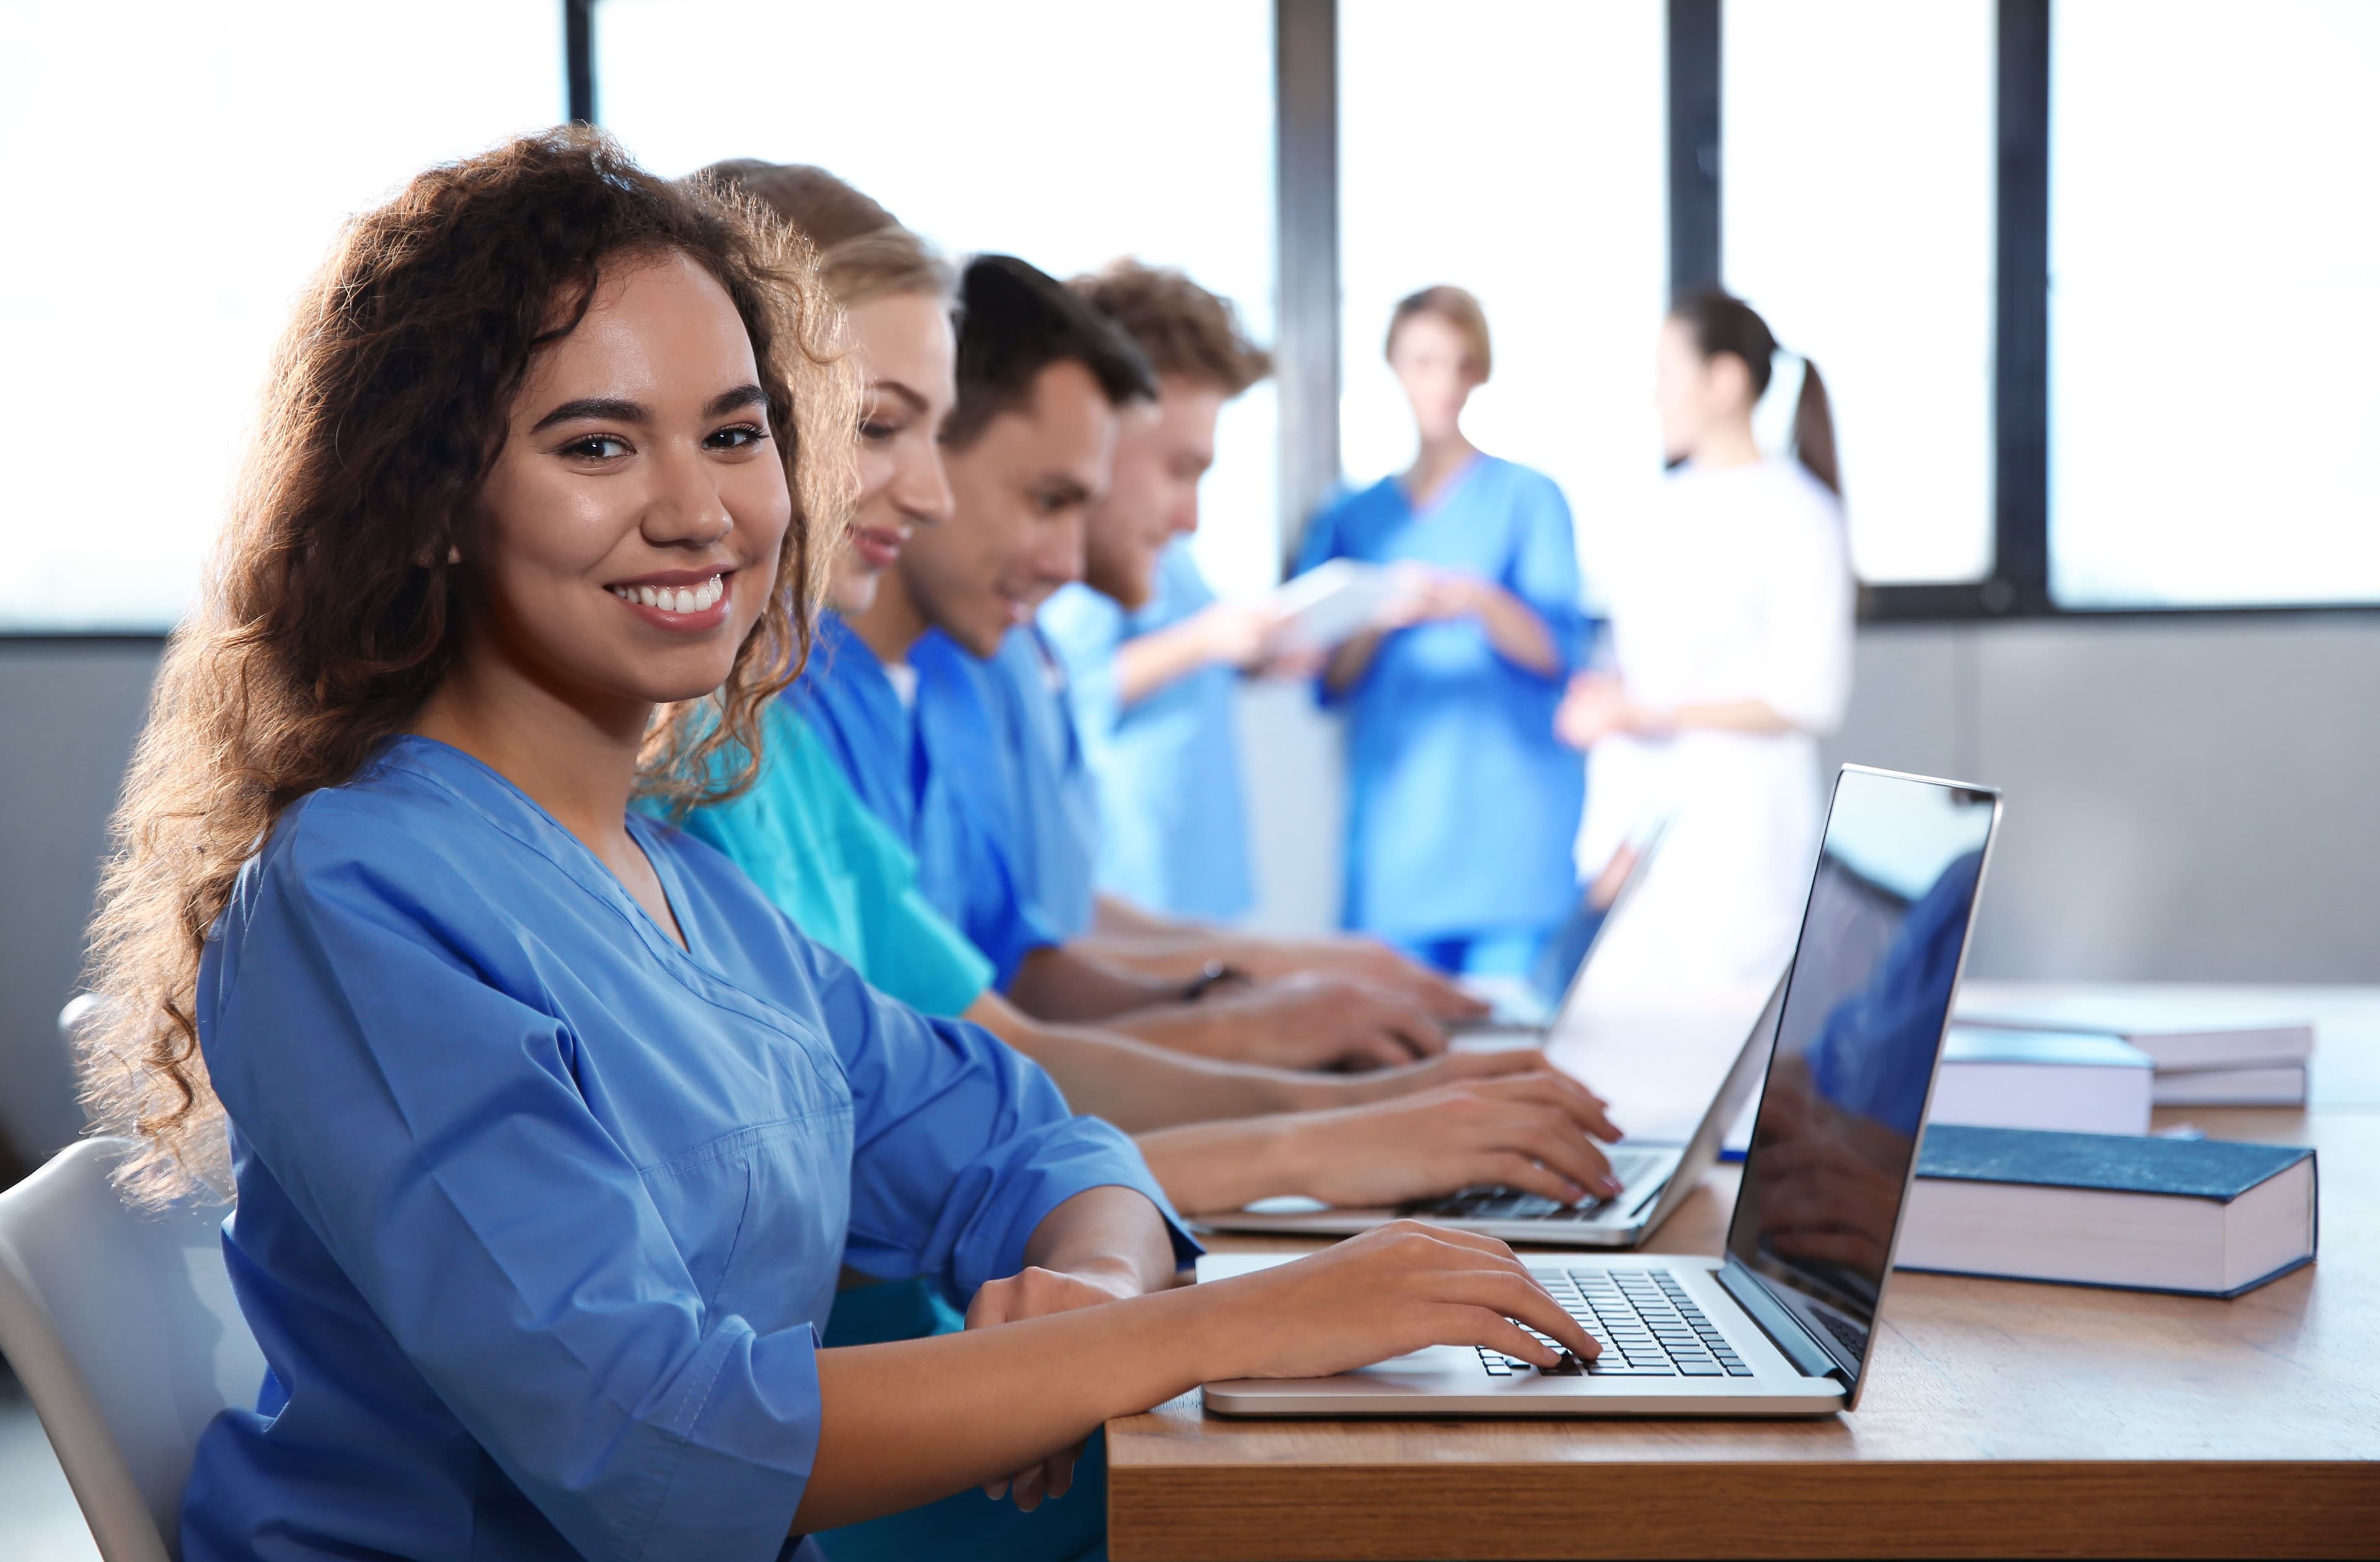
[1895,1124,2317,1297]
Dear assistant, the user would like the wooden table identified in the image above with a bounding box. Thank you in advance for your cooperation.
[1108,986,2380,1560]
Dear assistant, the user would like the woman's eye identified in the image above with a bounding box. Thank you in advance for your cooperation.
[707,422,769,449]
[860,419,905,443]
[562,434,632,460]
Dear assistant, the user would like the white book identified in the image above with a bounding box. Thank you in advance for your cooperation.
[1951,992,2314,1072]
[1928,1026,2154,1136]
[2152,1064,2309,1108]
[1267,560,1401,650]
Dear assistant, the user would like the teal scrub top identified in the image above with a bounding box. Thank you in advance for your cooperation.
[664,701,995,1020]
[1039,544,1254,922]
[1297,455,1590,940]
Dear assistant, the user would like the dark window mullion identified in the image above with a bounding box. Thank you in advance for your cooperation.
[1667,0,1722,297]
[565,0,597,126]
[1993,0,2052,612]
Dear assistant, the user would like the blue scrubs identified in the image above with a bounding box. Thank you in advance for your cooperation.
[182,735,1189,1562]
[1039,545,1254,921]
[967,625,1102,942]
[793,613,1056,987]
[1297,456,1589,971]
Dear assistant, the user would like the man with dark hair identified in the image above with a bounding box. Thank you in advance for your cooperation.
[798,254,1454,1065]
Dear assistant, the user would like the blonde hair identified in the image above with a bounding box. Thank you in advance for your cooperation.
[1387,284,1492,381]
[79,129,858,1204]
[695,159,950,309]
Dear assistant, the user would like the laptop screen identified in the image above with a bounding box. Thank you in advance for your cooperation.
[1724,767,1999,1386]
[1525,816,1670,1010]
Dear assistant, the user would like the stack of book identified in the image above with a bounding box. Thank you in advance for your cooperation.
[1952,991,2313,1108]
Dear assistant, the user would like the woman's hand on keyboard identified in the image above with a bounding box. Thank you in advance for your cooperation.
[1190,1220,1600,1379]
[1275,1072,1624,1209]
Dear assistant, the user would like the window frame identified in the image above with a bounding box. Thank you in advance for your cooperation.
[12,0,2371,638]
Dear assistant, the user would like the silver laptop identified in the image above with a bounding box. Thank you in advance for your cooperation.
[1198,764,2002,1417]
[1452,816,1670,1041]
[1205,974,1779,1248]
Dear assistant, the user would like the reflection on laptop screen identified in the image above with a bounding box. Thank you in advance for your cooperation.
[1724,769,1998,1379]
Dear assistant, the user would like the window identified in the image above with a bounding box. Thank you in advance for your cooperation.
[1724,0,1998,586]
[0,1,565,631]
[596,0,1282,598]
[2049,0,2380,608]
[1336,0,1668,607]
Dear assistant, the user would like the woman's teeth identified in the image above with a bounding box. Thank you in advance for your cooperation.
[609,575,725,614]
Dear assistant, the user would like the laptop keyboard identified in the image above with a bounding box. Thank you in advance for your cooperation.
[1474,1268,1755,1380]
[1409,1148,1672,1224]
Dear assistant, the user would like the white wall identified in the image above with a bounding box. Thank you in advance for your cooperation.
[6,614,2378,1168]
[1236,616,2380,982]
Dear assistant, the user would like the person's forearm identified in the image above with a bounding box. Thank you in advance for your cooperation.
[1113,622,1222,707]
[1005,945,1184,1023]
[1469,583,1562,676]
[1092,891,1189,939]
[1020,1184,1182,1294]
[1321,629,1384,695]
[1135,1117,1308,1216]
[1070,931,1231,982]
[1641,696,1799,736]
[964,994,1311,1129]
[799,1278,1219,1531]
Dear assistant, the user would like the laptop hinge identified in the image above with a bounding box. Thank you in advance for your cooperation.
[1716,1260,1843,1382]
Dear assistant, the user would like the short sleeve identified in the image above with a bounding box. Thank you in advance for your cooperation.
[1752,501,1854,734]
[1503,470,1590,677]
[203,828,821,1561]
[789,943,1201,1294]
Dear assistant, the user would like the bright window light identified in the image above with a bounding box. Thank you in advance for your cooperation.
[1724,0,1998,586]
[2050,0,2380,608]
[0,1,564,632]
[1336,0,1669,612]
[597,0,1281,599]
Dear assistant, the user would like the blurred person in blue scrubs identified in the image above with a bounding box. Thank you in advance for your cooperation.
[76,132,1608,1562]
[1299,286,1590,977]
[1556,291,1853,1000]
[810,254,1460,1071]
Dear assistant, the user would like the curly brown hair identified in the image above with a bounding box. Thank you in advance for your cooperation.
[79,127,858,1203]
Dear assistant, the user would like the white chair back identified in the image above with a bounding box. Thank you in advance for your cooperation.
[0,1136,264,1562]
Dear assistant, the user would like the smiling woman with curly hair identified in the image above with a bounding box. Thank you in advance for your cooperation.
[74,126,1598,1562]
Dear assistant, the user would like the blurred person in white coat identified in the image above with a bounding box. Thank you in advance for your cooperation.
[1558,289,1853,1003]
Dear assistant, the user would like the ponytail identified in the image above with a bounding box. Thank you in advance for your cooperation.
[1669,287,1842,497]
[1791,357,1840,496]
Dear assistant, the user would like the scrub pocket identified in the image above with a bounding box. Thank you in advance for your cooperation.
[640,1109,855,1325]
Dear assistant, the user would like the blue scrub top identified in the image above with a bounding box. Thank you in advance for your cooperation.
[792,614,1057,988]
[1297,456,1589,940]
[962,624,1103,943]
[182,735,1188,1562]
[661,702,997,1019]
[1039,545,1254,922]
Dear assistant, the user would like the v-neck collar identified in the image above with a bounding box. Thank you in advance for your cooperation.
[1399,451,1488,517]
[377,735,700,964]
